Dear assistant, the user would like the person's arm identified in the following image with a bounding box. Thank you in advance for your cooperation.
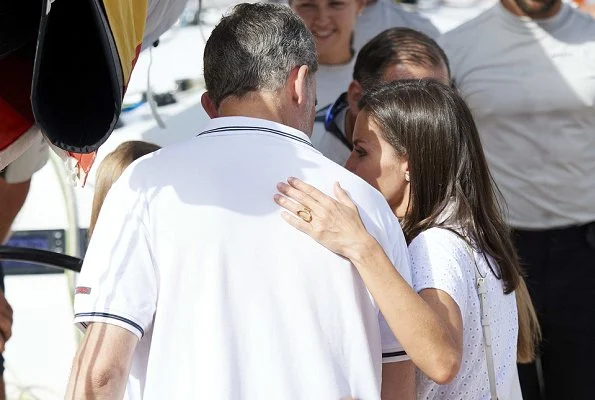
[274,178,461,383]
[352,234,463,384]
[69,164,156,399]
[0,178,30,243]
[0,177,27,354]
[381,361,415,400]
[66,323,138,399]
[348,232,462,384]
[0,293,12,353]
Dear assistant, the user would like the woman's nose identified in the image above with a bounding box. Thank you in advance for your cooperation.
[314,7,331,25]
[344,155,356,172]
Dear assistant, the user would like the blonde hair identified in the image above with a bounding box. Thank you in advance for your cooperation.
[516,276,542,363]
[89,141,160,237]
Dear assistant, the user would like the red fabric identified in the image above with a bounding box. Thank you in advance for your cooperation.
[0,54,34,151]
[67,151,96,186]
[123,43,143,93]
[0,98,32,151]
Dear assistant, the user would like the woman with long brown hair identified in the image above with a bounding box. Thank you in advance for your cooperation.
[274,80,540,398]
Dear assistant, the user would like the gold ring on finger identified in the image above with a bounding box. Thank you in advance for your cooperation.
[297,207,313,223]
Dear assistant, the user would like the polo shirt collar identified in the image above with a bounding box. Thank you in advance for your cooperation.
[199,116,313,147]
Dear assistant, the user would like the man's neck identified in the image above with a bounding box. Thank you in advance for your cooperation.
[500,0,562,19]
[218,94,287,127]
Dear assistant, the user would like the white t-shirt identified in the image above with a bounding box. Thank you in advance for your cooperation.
[354,0,440,52]
[316,58,355,111]
[439,3,595,229]
[410,228,518,400]
[74,116,412,400]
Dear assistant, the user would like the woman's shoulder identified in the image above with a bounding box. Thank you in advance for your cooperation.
[408,227,478,274]
[409,227,469,252]
[408,227,475,312]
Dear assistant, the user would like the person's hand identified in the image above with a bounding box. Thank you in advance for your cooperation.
[274,177,374,260]
[0,291,13,353]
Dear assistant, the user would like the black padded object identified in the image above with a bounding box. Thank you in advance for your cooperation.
[0,0,42,58]
[32,0,123,154]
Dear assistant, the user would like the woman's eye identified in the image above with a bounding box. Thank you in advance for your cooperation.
[329,1,345,8]
[354,147,366,157]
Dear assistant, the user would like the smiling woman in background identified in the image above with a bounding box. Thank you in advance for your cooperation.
[290,0,364,109]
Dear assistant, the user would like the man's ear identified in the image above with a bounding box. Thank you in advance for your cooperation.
[347,80,363,117]
[292,65,312,106]
[201,92,218,118]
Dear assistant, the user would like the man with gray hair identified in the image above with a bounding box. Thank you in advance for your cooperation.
[66,3,414,399]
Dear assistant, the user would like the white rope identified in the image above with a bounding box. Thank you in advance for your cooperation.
[146,47,166,129]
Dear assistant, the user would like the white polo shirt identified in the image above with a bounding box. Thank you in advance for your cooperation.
[439,3,595,229]
[74,116,412,400]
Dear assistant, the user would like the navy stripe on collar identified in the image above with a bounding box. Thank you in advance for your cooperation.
[196,126,314,149]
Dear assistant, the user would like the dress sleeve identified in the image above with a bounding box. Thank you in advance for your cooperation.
[409,228,469,317]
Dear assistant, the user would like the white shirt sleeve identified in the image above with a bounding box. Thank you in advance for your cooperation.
[73,171,157,339]
[380,222,412,363]
[409,228,469,317]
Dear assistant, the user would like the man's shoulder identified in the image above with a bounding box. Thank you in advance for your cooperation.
[330,171,402,243]
[305,161,388,212]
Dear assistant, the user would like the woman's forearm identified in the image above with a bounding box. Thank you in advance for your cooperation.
[349,236,462,384]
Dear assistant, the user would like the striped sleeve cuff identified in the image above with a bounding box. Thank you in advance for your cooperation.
[382,350,409,363]
[74,312,145,339]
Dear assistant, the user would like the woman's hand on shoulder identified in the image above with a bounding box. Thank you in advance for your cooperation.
[274,177,374,260]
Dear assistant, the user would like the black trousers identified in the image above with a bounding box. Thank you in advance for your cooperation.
[514,222,595,400]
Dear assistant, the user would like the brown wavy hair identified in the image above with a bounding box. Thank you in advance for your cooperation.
[359,79,540,362]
